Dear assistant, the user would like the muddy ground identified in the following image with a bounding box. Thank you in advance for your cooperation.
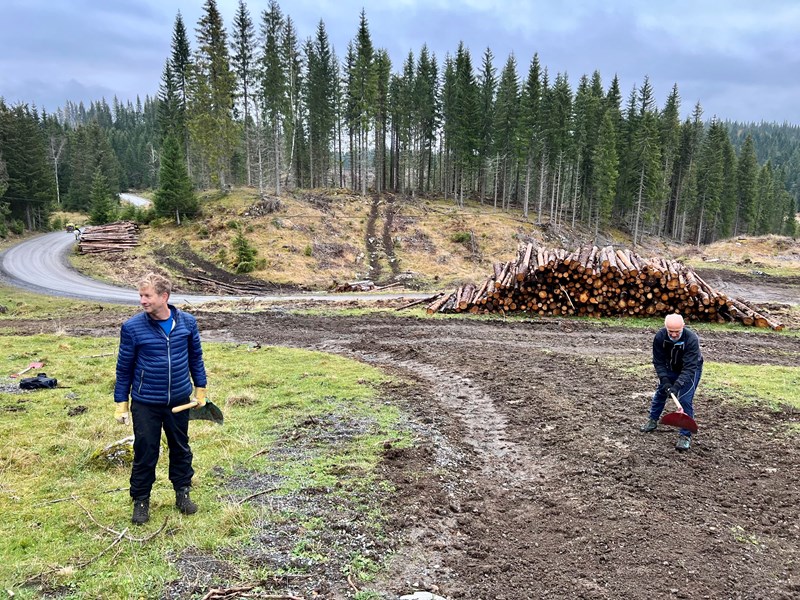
[12,294,799,600]
[199,311,800,600]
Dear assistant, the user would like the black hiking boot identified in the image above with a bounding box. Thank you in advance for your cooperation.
[175,487,197,515]
[675,435,691,452]
[132,497,150,525]
[640,418,658,433]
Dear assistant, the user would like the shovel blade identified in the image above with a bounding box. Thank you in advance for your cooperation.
[660,411,698,433]
[188,401,224,425]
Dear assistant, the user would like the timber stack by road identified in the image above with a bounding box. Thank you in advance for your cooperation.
[427,243,784,330]
[77,221,140,254]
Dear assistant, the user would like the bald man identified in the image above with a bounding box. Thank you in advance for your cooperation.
[640,314,704,451]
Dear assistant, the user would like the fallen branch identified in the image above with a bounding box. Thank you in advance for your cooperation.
[36,487,128,506]
[200,585,255,600]
[23,525,129,585]
[74,499,168,543]
[237,487,279,506]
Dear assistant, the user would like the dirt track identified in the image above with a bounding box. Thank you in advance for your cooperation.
[189,312,799,599]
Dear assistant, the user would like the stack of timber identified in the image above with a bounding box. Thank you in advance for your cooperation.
[78,221,140,254]
[426,243,784,330]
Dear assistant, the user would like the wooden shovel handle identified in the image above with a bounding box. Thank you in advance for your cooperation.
[172,401,198,414]
[670,392,682,411]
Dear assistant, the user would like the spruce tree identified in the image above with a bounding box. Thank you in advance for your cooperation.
[492,53,520,210]
[231,0,256,186]
[350,9,377,195]
[373,49,391,193]
[476,47,496,202]
[735,134,759,235]
[304,20,337,188]
[259,0,287,194]
[188,0,237,189]
[170,12,192,168]
[153,134,197,224]
[232,227,257,273]
[518,54,542,218]
[592,109,619,237]
[413,45,438,192]
[89,168,116,225]
[0,104,54,230]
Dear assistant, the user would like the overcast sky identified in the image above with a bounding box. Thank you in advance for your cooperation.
[2,0,799,124]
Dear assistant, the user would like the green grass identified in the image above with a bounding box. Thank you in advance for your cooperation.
[0,334,409,598]
[702,362,800,409]
[618,358,800,414]
[0,284,134,322]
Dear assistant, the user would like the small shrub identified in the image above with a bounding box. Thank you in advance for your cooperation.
[450,231,472,244]
[10,219,24,235]
[304,245,313,257]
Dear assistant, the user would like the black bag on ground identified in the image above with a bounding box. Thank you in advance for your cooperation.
[19,373,58,390]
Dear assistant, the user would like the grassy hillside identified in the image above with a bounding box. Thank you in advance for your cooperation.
[60,187,799,296]
[69,187,649,294]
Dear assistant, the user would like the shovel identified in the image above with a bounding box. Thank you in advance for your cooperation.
[10,361,45,378]
[659,392,698,433]
[171,400,224,425]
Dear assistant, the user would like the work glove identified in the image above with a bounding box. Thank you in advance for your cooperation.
[667,384,681,398]
[659,377,672,392]
[114,401,130,425]
[193,387,207,408]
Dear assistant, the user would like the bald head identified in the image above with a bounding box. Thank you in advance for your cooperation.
[665,314,685,340]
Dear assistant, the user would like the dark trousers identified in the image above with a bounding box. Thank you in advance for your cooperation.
[649,365,703,437]
[130,401,194,499]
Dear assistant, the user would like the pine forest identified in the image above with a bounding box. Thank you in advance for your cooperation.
[0,0,798,243]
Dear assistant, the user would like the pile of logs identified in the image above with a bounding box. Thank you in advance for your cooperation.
[77,221,140,254]
[427,243,784,330]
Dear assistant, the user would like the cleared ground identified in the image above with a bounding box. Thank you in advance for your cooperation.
[6,307,799,599]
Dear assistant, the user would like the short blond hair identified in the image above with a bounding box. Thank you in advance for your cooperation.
[138,272,172,297]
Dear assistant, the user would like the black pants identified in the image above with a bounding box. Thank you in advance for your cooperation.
[130,401,194,499]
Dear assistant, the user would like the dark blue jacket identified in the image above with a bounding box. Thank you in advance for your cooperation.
[652,326,703,389]
[114,305,207,406]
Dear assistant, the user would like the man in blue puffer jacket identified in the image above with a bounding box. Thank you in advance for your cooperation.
[114,273,208,524]
[640,313,703,452]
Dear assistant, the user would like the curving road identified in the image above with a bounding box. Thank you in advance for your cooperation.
[0,231,430,306]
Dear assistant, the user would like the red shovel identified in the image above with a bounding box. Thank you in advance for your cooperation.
[10,361,45,378]
[660,392,698,433]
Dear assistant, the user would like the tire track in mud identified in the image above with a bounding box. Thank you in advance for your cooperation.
[313,341,554,488]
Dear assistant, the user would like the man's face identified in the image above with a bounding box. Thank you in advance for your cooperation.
[139,285,168,317]
[666,323,684,340]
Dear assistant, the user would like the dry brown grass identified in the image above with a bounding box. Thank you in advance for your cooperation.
[70,188,800,291]
[676,234,800,274]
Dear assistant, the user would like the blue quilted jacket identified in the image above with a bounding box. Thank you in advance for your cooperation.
[114,306,207,406]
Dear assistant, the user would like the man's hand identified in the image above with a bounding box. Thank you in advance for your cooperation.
[115,402,130,425]
[658,377,672,393]
[194,387,207,408]
[668,384,681,398]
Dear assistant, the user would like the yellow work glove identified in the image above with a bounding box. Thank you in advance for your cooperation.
[115,402,130,425]
[194,387,207,408]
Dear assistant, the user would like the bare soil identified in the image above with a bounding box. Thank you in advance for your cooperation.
[12,303,800,599]
[198,312,800,599]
